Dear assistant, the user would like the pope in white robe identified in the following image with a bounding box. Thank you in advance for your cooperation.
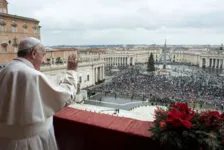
[0,37,78,150]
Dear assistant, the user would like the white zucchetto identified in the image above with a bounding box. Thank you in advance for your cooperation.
[18,37,41,51]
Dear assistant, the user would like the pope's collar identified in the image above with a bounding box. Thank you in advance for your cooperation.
[14,57,34,68]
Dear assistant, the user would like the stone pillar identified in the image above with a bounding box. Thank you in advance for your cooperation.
[222,59,224,69]
[219,59,222,69]
[102,66,104,80]
[98,67,101,81]
[221,59,223,69]
[209,58,211,67]
[199,58,202,68]
[215,59,217,68]
[217,59,219,68]
[206,58,209,67]
[94,68,96,84]
[95,67,98,82]
[100,67,103,80]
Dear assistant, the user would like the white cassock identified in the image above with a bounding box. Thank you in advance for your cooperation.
[0,57,78,150]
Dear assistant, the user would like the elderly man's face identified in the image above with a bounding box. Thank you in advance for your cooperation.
[32,45,46,70]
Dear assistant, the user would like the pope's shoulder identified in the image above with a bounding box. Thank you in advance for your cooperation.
[0,60,46,79]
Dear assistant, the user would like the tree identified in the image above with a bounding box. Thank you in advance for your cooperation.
[147,53,155,72]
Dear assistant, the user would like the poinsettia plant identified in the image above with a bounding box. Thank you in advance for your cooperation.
[149,102,224,150]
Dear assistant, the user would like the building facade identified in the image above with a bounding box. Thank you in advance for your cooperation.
[0,0,40,53]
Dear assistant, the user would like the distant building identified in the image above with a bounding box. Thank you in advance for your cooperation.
[0,0,40,53]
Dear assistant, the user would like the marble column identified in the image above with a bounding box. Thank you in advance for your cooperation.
[99,67,101,81]
[219,59,222,69]
[95,68,97,83]
[100,67,103,80]
[102,66,104,80]
[94,68,96,84]
[215,59,217,68]
[209,58,212,67]
[222,59,224,69]
[221,59,224,69]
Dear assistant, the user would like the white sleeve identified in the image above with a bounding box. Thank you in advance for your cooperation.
[58,70,78,106]
[36,70,78,119]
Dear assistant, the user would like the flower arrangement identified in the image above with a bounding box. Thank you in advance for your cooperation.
[149,103,224,150]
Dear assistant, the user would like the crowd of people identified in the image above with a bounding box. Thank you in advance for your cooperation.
[92,65,224,110]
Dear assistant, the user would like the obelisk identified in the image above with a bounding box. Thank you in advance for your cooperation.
[163,39,166,69]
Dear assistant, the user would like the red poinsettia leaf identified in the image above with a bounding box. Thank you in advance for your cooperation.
[179,119,192,129]
[184,114,194,121]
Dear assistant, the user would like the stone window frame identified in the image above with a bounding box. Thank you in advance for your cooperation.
[12,37,18,48]
[11,20,17,32]
[23,22,28,29]
[11,20,17,27]
[33,23,38,34]
[0,18,6,32]
[23,22,28,33]
[0,18,6,26]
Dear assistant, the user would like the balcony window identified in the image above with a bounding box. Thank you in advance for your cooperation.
[11,21,17,32]
[0,19,6,32]
[33,29,37,34]
[24,28,28,33]
[23,22,28,33]
[0,25,5,32]
[12,26,17,32]
[33,24,38,34]
[13,46,17,52]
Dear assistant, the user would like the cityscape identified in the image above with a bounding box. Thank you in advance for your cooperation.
[1,0,224,150]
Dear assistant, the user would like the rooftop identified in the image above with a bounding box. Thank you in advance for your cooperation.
[0,12,39,22]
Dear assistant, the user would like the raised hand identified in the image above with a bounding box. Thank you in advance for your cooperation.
[67,51,78,70]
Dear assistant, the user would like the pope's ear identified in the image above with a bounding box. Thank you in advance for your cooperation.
[30,49,37,59]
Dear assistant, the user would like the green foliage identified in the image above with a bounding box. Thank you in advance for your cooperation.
[147,53,155,72]
[149,103,224,150]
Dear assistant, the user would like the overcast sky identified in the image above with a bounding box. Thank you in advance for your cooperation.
[8,0,224,46]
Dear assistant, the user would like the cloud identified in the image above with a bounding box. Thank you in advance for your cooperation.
[8,0,224,45]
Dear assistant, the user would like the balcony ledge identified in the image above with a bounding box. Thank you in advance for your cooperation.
[53,107,161,150]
